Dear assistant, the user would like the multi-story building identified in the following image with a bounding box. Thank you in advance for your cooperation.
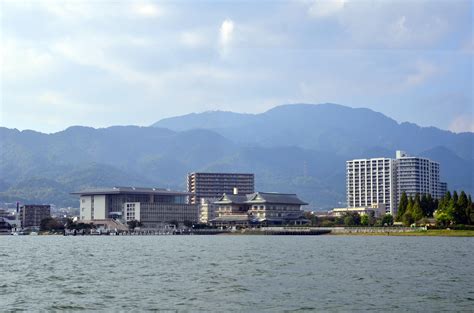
[123,202,198,228]
[72,187,197,227]
[199,198,219,224]
[439,182,448,197]
[19,205,51,228]
[394,150,444,206]
[187,172,254,205]
[346,158,396,215]
[346,150,446,217]
[212,191,308,227]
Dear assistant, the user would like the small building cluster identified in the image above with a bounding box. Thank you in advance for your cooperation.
[70,172,309,230]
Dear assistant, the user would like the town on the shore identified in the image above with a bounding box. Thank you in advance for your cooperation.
[1,150,472,235]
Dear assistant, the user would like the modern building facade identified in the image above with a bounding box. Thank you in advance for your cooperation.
[187,172,255,205]
[346,158,396,214]
[211,191,308,227]
[72,187,197,227]
[346,151,446,217]
[123,202,198,228]
[19,205,51,228]
[395,150,443,203]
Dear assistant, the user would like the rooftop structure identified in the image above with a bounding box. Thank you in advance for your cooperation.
[187,172,255,205]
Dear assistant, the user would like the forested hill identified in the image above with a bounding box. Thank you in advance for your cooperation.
[1,103,472,208]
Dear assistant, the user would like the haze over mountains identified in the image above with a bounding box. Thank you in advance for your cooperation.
[1,103,472,209]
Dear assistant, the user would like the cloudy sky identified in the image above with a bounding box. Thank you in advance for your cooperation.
[0,0,472,133]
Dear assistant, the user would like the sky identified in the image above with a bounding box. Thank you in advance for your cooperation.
[0,0,472,134]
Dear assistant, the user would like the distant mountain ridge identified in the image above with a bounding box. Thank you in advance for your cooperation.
[1,103,472,208]
[153,103,473,160]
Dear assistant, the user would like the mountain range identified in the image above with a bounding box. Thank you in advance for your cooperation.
[1,103,472,209]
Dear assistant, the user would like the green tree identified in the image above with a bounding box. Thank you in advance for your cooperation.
[402,211,414,226]
[412,194,424,222]
[381,214,394,226]
[343,213,360,226]
[452,191,459,204]
[40,217,64,232]
[468,195,473,225]
[420,194,430,217]
[360,214,369,226]
[456,191,469,224]
[127,220,142,230]
[406,196,413,215]
[397,192,408,221]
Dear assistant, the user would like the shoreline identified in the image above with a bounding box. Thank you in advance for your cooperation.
[328,229,474,237]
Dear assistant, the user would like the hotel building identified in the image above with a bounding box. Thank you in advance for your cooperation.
[187,172,254,205]
[394,150,444,202]
[211,191,308,227]
[346,150,446,217]
[346,158,396,214]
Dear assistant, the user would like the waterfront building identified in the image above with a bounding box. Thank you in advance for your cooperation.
[72,186,197,227]
[124,202,198,228]
[19,205,51,228]
[346,150,446,217]
[211,191,308,227]
[394,150,444,207]
[346,158,396,215]
[331,204,386,218]
[187,172,254,205]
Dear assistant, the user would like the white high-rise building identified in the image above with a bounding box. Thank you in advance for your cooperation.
[394,150,443,206]
[346,151,446,217]
[346,158,396,215]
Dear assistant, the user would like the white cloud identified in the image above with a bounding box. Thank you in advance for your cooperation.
[219,19,235,57]
[180,31,208,48]
[308,0,348,18]
[0,38,55,81]
[220,19,235,46]
[132,3,163,18]
[449,115,474,133]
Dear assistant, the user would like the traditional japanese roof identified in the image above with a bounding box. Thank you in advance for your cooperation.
[246,192,308,205]
[214,193,251,205]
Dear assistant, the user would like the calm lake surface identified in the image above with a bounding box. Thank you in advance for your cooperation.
[1,236,473,312]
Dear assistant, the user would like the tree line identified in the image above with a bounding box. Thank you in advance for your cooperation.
[396,191,473,226]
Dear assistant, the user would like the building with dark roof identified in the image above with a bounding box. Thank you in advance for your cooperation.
[187,172,255,205]
[211,191,308,227]
[72,186,197,227]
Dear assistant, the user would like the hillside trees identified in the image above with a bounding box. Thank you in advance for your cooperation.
[435,190,473,226]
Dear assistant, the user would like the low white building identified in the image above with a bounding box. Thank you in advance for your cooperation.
[331,203,387,218]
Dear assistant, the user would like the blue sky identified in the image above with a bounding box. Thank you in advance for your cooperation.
[1,0,472,133]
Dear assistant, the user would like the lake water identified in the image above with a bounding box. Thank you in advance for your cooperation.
[0,236,473,312]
